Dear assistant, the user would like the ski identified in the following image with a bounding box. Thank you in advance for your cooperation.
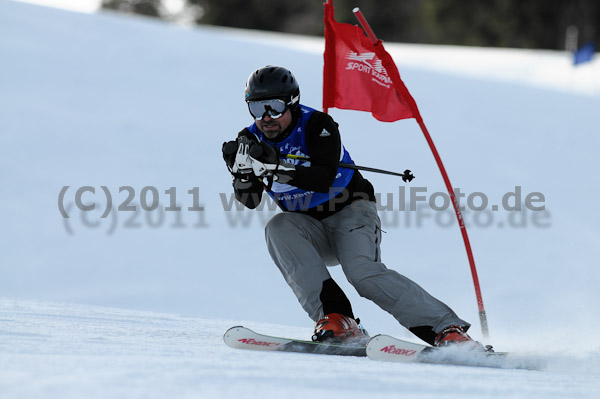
[367,334,540,370]
[224,327,541,370]
[366,334,429,362]
[223,326,367,357]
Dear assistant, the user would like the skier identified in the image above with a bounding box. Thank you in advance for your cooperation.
[223,65,478,347]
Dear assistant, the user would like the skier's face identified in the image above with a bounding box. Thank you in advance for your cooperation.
[255,109,292,140]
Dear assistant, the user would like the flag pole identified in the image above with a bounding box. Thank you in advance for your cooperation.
[352,8,378,44]
[323,0,332,114]
[352,7,490,339]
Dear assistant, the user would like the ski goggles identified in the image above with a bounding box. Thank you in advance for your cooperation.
[247,96,298,120]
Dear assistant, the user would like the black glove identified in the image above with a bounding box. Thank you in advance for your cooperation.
[222,136,256,176]
[222,140,238,171]
[248,141,296,184]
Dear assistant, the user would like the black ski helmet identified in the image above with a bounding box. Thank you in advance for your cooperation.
[245,66,300,109]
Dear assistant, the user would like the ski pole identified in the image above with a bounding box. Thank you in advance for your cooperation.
[284,154,415,182]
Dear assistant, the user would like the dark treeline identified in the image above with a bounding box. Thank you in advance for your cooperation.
[102,0,598,50]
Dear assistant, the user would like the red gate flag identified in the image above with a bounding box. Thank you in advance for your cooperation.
[323,2,419,122]
[322,1,490,338]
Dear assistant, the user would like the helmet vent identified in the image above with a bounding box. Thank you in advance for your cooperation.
[282,75,288,83]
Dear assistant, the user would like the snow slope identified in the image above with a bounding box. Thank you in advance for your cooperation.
[1,299,599,399]
[1,1,600,397]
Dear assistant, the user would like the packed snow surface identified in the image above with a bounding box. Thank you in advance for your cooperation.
[1,300,599,398]
[1,1,600,397]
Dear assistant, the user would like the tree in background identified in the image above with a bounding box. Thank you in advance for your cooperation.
[103,0,161,18]
[102,0,598,51]
[419,0,598,50]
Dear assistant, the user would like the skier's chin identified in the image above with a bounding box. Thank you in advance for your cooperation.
[262,128,281,139]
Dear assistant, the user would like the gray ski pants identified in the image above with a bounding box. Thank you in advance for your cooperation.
[265,200,468,334]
